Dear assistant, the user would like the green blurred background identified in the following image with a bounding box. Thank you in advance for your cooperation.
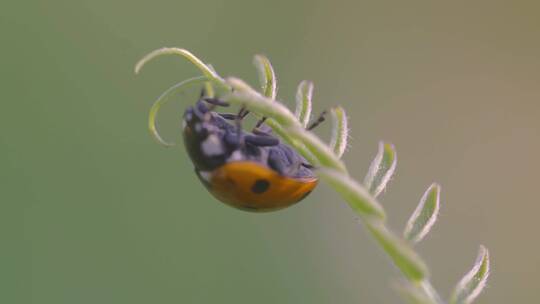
[2,0,539,303]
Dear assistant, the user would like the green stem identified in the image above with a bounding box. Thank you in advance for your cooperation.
[420,280,445,304]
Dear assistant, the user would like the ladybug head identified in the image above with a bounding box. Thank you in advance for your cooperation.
[182,100,238,171]
[182,100,210,139]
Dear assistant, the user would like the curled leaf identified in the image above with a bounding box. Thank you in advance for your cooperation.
[253,54,277,99]
[317,168,385,219]
[148,76,207,146]
[363,142,397,197]
[404,183,441,244]
[294,80,313,128]
[135,47,228,90]
[329,106,348,158]
[450,246,491,304]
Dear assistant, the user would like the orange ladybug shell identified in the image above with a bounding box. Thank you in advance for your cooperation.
[197,161,318,212]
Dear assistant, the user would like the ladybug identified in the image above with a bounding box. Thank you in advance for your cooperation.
[182,96,325,212]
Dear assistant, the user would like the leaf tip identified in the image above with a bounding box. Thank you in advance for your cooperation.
[134,47,173,75]
[253,54,277,99]
[404,182,441,244]
[450,245,491,304]
[295,80,314,128]
[364,141,397,197]
[330,106,349,158]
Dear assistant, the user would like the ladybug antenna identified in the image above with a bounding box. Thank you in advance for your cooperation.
[237,109,250,119]
[307,110,328,130]
[218,113,238,120]
[253,116,268,130]
[235,107,246,145]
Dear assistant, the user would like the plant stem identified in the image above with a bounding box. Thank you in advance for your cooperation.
[420,280,445,304]
[135,48,491,303]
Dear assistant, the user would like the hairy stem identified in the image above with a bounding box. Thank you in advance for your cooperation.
[135,48,490,304]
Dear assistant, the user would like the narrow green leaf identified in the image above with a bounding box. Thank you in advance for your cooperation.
[329,106,348,158]
[366,220,429,281]
[294,80,313,128]
[450,246,491,304]
[363,142,397,197]
[253,54,277,99]
[147,76,207,146]
[135,47,228,91]
[404,183,441,244]
[317,168,385,219]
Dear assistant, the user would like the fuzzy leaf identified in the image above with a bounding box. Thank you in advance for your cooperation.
[450,246,491,304]
[294,80,313,128]
[363,142,397,197]
[329,106,348,158]
[317,168,385,219]
[253,54,277,99]
[135,47,228,91]
[404,183,441,243]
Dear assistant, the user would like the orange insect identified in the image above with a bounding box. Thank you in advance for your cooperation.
[183,97,323,212]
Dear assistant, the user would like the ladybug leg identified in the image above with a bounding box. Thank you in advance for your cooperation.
[203,97,230,107]
[301,162,315,169]
[307,110,328,130]
[239,107,250,119]
[244,135,279,147]
[252,125,273,136]
[237,107,251,119]
[253,116,268,130]
[218,113,238,120]
[234,107,247,145]
[223,107,250,148]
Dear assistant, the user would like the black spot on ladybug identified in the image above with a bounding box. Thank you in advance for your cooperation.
[251,179,270,194]
[225,177,236,187]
